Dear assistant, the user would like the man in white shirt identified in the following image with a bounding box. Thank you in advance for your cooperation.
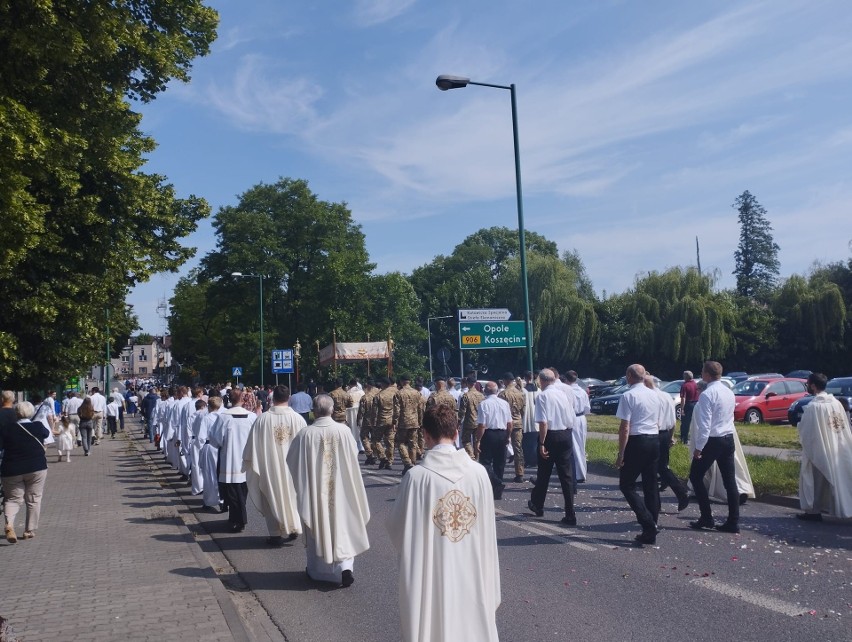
[644,376,689,512]
[476,381,512,500]
[387,404,500,642]
[615,364,661,545]
[447,378,461,405]
[289,383,313,424]
[528,369,577,525]
[110,388,126,431]
[88,387,107,444]
[796,372,852,521]
[688,360,740,533]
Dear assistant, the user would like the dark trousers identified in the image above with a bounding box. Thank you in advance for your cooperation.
[658,430,688,500]
[118,406,125,430]
[478,429,507,497]
[689,434,739,524]
[107,416,118,437]
[222,482,248,527]
[619,434,660,532]
[681,401,697,444]
[531,430,575,517]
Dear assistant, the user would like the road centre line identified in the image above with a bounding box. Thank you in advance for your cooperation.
[690,577,810,617]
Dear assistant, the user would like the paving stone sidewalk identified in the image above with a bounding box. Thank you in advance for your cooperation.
[0,428,248,642]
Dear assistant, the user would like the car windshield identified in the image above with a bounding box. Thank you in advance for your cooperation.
[733,380,767,396]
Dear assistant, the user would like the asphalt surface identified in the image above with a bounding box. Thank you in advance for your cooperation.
[137,425,851,642]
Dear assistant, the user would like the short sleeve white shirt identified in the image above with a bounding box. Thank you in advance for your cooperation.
[476,394,512,430]
[615,383,660,435]
[534,386,575,431]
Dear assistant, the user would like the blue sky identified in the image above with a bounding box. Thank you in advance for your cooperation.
[130,0,852,334]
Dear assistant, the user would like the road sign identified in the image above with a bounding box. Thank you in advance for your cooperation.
[232,366,243,377]
[458,321,528,350]
[271,349,294,374]
[458,308,512,322]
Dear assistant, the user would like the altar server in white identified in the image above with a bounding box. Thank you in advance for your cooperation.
[387,403,500,642]
[208,390,255,532]
[566,371,590,483]
[797,372,852,520]
[199,396,224,509]
[286,394,370,587]
[243,385,305,546]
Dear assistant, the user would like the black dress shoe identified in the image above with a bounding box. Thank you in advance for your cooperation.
[795,512,823,522]
[341,569,354,588]
[364,456,376,466]
[689,518,715,530]
[285,532,300,542]
[677,495,690,512]
[527,500,543,517]
[560,515,577,527]
[634,531,656,545]
[739,494,748,506]
[402,464,413,475]
[231,523,245,533]
[513,475,524,483]
[716,522,740,534]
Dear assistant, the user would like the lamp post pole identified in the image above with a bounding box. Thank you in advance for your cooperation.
[231,272,264,387]
[427,315,453,382]
[105,307,110,390]
[436,75,535,375]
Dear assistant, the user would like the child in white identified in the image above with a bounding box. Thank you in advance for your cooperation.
[57,415,76,462]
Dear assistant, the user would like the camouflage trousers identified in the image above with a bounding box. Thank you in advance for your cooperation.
[372,424,396,464]
[511,428,525,476]
[360,425,374,456]
[397,426,420,466]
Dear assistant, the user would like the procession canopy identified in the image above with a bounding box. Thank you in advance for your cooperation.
[318,341,391,367]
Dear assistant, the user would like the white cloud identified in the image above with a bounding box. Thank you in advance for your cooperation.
[353,0,416,26]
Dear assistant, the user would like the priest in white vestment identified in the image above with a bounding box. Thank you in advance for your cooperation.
[797,373,852,520]
[286,394,370,588]
[567,372,591,483]
[168,387,193,472]
[178,389,205,477]
[387,403,500,642]
[243,385,305,545]
[208,390,255,531]
[159,390,176,458]
[199,397,224,509]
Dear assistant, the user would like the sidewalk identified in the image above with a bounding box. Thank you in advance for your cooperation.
[587,431,801,460]
[0,426,252,642]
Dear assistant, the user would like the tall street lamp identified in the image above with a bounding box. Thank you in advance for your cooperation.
[427,315,453,381]
[436,74,535,375]
[231,272,264,387]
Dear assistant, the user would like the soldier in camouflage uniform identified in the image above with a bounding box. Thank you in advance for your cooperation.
[328,378,348,424]
[394,374,424,474]
[426,377,458,413]
[458,375,485,459]
[498,371,527,482]
[357,379,378,465]
[372,377,398,469]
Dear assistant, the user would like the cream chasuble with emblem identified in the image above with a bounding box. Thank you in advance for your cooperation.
[387,445,500,642]
[798,392,852,517]
[286,416,371,566]
[243,405,306,536]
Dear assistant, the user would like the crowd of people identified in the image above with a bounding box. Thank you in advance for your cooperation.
[2,362,850,641]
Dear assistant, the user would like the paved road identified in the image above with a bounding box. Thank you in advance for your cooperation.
[136,421,851,642]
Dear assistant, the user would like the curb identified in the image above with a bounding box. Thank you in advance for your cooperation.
[127,425,284,642]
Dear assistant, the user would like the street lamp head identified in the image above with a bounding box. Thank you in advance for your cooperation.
[436,75,470,91]
[231,272,243,277]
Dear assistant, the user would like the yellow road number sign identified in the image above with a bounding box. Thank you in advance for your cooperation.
[462,335,481,345]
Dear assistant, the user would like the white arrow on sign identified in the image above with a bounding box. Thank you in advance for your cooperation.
[461,325,471,331]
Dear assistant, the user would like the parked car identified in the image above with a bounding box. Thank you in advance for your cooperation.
[726,371,749,384]
[578,378,607,394]
[733,377,809,423]
[787,376,852,426]
[746,373,784,380]
[589,376,626,399]
[660,380,684,420]
[589,384,630,414]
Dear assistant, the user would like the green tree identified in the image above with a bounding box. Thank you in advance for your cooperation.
[191,178,375,383]
[620,267,736,375]
[733,190,780,300]
[0,1,217,389]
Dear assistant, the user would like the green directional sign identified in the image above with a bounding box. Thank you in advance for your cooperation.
[458,321,529,350]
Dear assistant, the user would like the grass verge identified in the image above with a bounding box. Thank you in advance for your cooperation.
[586,414,801,450]
[585,438,799,497]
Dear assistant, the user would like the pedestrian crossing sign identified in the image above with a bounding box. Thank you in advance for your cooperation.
[232,367,243,377]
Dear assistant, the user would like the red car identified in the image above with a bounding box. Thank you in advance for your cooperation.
[732,377,808,424]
